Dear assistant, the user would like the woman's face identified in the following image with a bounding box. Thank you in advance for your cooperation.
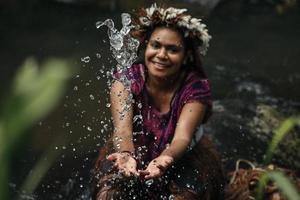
[145,27,186,79]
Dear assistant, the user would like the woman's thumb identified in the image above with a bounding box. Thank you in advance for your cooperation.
[107,153,116,161]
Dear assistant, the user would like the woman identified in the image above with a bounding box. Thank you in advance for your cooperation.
[92,4,224,200]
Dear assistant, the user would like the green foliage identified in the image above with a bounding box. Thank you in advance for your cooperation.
[264,116,300,165]
[256,171,300,200]
[18,136,66,198]
[256,116,300,200]
[0,58,73,200]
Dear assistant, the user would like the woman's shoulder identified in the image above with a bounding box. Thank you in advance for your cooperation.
[178,70,212,123]
[112,63,146,95]
[127,63,146,94]
[183,70,211,91]
[129,63,146,81]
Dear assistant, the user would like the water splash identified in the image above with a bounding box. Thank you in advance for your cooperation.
[81,56,91,63]
[145,179,154,187]
[28,13,143,200]
[96,13,140,88]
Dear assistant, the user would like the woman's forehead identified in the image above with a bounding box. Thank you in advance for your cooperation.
[149,27,184,45]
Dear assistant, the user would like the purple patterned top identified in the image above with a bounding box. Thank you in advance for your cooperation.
[113,63,212,166]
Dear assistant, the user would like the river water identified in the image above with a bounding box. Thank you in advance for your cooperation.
[1,1,299,199]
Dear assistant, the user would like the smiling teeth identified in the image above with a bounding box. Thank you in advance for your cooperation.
[154,62,168,67]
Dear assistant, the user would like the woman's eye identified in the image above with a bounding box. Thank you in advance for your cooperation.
[169,48,178,53]
[168,47,180,54]
[150,42,160,49]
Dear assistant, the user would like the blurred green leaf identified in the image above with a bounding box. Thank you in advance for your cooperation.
[264,116,300,164]
[0,57,74,200]
[256,171,300,200]
[19,136,66,197]
[1,58,73,152]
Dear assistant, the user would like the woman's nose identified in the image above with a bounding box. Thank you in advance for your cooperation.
[156,48,168,59]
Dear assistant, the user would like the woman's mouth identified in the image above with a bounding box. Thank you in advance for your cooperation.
[152,61,170,69]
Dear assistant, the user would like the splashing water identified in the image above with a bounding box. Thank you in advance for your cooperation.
[81,56,91,63]
[96,13,140,88]
[96,13,141,123]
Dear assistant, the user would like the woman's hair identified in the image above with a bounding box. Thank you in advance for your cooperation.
[130,3,211,78]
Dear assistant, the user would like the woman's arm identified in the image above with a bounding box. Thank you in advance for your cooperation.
[110,80,134,153]
[107,80,139,176]
[140,102,206,179]
[161,101,206,160]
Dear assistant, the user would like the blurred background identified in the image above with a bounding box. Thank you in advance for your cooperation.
[1,0,300,199]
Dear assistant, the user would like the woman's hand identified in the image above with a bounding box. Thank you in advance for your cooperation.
[107,152,139,177]
[139,155,174,179]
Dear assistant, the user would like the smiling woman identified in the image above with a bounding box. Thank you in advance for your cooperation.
[145,27,185,80]
[92,3,224,200]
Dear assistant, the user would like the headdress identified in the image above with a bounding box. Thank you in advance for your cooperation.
[133,3,211,56]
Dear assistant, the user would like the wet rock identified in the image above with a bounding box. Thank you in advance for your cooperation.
[207,95,300,173]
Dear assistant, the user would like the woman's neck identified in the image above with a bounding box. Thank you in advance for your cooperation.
[147,72,184,92]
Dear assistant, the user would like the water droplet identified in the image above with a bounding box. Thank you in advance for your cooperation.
[145,179,154,187]
[169,195,175,200]
[73,86,78,91]
[89,94,95,100]
[133,114,142,123]
[106,103,111,108]
[87,126,92,131]
[96,53,101,58]
[81,56,90,63]
[121,13,131,26]
[95,21,104,29]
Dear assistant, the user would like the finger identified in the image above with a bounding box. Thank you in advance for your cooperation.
[129,169,139,177]
[113,162,119,168]
[145,169,161,179]
[157,164,167,172]
[122,169,131,177]
[106,153,117,161]
[145,172,158,179]
[138,169,150,176]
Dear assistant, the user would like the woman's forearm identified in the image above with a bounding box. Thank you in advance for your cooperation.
[160,138,191,161]
[112,130,135,153]
[110,80,135,153]
[160,102,206,161]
